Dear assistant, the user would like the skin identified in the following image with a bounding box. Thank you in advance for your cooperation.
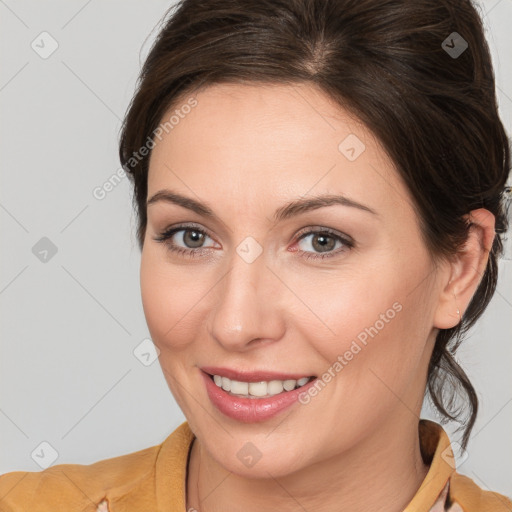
[140,82,495,512]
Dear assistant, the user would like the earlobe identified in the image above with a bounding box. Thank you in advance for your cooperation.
[433,208,496,330]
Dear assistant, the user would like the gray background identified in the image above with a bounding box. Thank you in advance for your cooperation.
[1,0,511,498]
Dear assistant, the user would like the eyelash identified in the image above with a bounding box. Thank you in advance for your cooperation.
[153,223,354,261]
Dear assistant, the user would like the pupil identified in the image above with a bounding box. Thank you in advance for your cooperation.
[313,234,334,252]
[185,230,204,248]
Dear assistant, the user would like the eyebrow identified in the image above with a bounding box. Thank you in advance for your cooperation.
[146,189,378,222]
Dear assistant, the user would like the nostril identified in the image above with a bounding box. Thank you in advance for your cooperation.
[96,498,109,512]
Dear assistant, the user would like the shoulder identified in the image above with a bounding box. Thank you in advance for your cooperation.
[0,422,195,512]
[0,442,162,511]
[449,471,512,512]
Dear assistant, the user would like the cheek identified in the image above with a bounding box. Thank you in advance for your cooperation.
[283,262,402,351]
[296,254,432,402]
[140,248,207,350]
[314,285,409,388]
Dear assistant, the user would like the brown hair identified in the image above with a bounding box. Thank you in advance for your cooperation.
[118,0,510,449]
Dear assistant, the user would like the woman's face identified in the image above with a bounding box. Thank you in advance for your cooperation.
[141,82,447,477]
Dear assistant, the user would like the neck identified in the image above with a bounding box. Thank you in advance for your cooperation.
[186,411,430,512]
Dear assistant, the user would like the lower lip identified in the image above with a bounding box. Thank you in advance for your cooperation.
[201,371,317,423]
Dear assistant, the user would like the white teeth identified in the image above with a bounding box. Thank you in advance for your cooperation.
[283,379,296,391]
[230,380,249,395]
[221,376,231,392]
[267,380,284,395]
[211,374,312,398]
[248,381,268,397]
[297,377,309,386]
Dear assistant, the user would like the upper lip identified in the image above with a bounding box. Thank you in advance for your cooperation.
[201,366,316,382]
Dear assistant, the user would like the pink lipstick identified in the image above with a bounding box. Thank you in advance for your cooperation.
[200,368,317,423]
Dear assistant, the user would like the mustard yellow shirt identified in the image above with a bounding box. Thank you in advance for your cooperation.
[0,419,510,511]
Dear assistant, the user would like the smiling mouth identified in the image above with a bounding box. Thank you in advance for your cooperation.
[206,373,316,399]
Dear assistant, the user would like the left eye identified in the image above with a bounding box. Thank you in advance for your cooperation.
[293,228,354,260]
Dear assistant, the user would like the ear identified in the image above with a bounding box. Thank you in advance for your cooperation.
[433,208,496,330]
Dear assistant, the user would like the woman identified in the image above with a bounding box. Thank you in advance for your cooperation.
[1,0,511,510]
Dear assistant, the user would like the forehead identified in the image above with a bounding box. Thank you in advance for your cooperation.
[147,82,412,219]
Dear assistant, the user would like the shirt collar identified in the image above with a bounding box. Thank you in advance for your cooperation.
[403,419,456,511]
[155,421,195,512]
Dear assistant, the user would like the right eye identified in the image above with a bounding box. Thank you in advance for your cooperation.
[154,223,219,258]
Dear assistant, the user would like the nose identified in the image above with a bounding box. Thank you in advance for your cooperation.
[207,249,286,352]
